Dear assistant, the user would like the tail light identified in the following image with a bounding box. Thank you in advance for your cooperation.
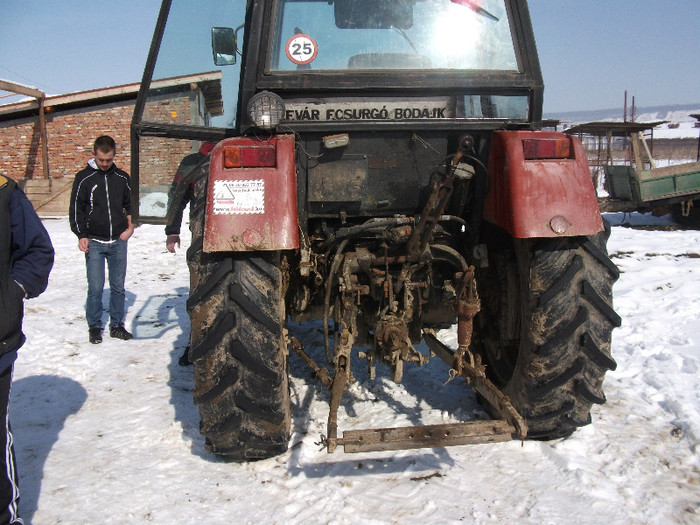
[522,138,571,160]
[223,144,276,168]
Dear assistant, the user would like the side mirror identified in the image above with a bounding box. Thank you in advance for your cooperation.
[212,26,237,66]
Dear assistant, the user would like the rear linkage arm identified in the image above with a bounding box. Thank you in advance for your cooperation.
[288,181,527,453]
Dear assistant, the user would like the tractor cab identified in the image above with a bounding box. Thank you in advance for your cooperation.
[131,0,543,225]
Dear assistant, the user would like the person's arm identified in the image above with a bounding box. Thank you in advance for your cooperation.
[120,215,134,241]
[78,237,89,253]
[165,233,180,253]
[69,174,89,242]
[119,174,134,241]
[165,181,187,236]
[165,181,191,252]
[10,187,54,299]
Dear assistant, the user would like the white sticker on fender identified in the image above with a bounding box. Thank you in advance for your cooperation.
[213,179,265,215]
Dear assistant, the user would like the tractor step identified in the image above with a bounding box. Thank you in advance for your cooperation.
[338,420,515,453]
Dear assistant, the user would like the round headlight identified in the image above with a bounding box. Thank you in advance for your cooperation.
[247,91,285,130]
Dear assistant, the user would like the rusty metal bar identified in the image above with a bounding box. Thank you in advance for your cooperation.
[424,332,527,440]
[325,318,355,453]
[289,337,331,387]
[454,266,480,367]
[339,420,515,453]
[326,353,349,453]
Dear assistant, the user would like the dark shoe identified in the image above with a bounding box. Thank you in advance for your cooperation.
[110,325,133,340]
[89,326,103,344]
[178,345,192,366]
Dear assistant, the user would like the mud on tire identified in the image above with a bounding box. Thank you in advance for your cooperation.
[474,221,621,439]
[186,165,291,460]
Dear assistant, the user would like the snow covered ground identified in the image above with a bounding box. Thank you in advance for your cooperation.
[653,120,699,140]
[636,108,700,140]
[11,213,700,524]
[554,105,700,140]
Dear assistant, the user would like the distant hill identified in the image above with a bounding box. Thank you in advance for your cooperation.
[544,103,700,125]
[544,103,700,140]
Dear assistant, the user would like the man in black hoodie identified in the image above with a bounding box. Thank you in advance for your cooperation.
[70,136,134,344]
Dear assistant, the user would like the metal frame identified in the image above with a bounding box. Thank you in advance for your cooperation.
[130,0,173,225]
[238,0,543,133]
[131,0,545,223]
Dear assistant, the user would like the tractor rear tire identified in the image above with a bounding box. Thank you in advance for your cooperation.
[475,221,621,439]
[186,164,291,460]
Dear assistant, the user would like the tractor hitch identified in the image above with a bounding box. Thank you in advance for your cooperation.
[289,328,527,454]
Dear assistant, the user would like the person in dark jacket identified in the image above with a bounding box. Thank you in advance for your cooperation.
[164,142,215,366]
[69,136,134,344]
[0,174,54,524]
[164,141,215,253]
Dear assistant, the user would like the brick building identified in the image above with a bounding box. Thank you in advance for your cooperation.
[0,72,222,216]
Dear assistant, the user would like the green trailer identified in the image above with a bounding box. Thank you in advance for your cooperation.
[602,161,700,211]
[568,123,700,225]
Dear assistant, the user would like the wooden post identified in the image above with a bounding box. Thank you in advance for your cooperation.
[639,132,656,169]
[37,97,51,181]
[0,79,50,180]
[630,132,647,172]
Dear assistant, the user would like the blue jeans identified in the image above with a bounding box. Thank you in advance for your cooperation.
[85,238,127,329]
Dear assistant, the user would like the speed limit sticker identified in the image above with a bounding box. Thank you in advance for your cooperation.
[285,34,318,65]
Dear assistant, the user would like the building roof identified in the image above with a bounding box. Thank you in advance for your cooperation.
[0,71,223,122]
[565,120,667,137]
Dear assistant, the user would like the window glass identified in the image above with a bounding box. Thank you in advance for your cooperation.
[138,0,245,220]
[270,0,518,72]
[145,0,246,130]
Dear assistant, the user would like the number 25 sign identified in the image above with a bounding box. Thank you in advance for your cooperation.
[285,34,318,65]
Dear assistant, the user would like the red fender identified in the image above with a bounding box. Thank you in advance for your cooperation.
[204,134,299,252]
[483,130,603,238]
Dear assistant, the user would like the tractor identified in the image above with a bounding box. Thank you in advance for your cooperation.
[131,0,620,460]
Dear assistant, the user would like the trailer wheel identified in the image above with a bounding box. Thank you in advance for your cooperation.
[474,221,621,439]
[186,165,291,460]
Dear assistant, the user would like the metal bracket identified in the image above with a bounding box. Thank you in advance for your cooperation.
[339,420,515,453]
[289,258,527,454]
[423,331,527,440]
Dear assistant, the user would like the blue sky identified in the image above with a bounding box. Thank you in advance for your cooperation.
[0,1,698,115]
